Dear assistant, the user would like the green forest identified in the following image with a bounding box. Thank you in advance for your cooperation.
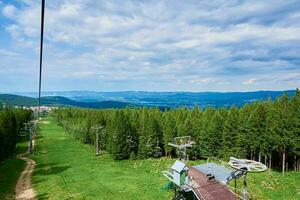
[0,108,32,162]
[54,90,300,174]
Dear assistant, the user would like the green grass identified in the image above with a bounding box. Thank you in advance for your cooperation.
[33,117,300,200]
[0,139,28,199]
[241,170,300,200]
[33,118,174,200]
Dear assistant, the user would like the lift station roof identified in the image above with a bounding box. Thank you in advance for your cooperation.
[171,160,187,173]
[193,162,234,184]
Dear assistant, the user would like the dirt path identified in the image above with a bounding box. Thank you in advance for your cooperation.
[15,153,37,200]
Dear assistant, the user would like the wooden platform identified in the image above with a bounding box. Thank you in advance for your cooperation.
[188,167,238,200]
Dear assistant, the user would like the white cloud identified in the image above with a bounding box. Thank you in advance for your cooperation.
[279,72,300,82]
[243,78,257,85]
[0,49,20,57]
[69,71,97,78]
[189,78,216,84]
[2,4,16,18]
[1,0,300,91]
[5,24,21,37]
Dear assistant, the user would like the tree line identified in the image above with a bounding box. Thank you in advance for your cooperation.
[0,108,32,162]
[53,90,300,174]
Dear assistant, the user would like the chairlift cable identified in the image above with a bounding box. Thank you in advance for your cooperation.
[38,0,45,119]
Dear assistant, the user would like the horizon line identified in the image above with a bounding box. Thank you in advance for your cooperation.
[2,88,298,94]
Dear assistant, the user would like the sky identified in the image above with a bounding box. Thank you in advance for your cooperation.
[0,0,300,92]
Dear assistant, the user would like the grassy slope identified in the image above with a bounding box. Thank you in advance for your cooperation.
[232,170,300,200]
[33,118,173,200]
[33,118,300,200]
[0,139,28,199]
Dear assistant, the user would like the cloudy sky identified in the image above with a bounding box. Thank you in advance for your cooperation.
[0,0,300,92]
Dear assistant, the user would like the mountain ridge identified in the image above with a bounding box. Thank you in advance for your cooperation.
[0,94,137,109]
[3,89,297,108]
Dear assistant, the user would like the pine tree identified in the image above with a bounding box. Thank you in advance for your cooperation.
[138,111,162,158]
[290,89,300,171]
[162,113,177,157]
[274,94,294,175]
[110,110,132,160]
[237,104,251,158]
[246,102,268,161]
[220,106,239,158]
[196,107,215,158]
[207,110,225,157]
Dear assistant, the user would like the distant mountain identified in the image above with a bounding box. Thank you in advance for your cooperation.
[15,90,296,108]
[0,94,137,109]
[0,94,37,106]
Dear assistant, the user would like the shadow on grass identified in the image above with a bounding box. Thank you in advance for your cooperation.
[34,162,71,176]
[34,134,45,140]
[15,146,27,155]
[33,179,48,185]
[36,192,50,200]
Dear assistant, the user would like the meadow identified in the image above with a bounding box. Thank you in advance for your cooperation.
[32,118,300,200]
[32,119,173,200]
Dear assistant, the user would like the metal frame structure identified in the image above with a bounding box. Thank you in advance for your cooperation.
[163,154,267,200]
[168,136,195,162]
[91,125,104,156]
[228,157,268,199]
[23,121,38,154]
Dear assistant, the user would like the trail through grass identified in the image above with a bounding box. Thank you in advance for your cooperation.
[0,139,28,199]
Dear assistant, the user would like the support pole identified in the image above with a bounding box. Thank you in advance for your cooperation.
[234,178,237,193]
[24,122,34,154]
[96,131,99,156]
[174,187,176,198]
[282,148,286,176]
[29,128,33,154]
[91,125,103,156]
[243,174,248,200]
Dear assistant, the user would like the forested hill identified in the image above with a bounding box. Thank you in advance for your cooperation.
[53,89,300,173]
[17,90,296,108]
[2,89,297,109]
[0,94,136,109]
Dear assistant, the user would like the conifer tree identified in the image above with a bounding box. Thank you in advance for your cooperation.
[196,107,215,158]
[246,102,268,161]
[110,110,132,160]
[207,110,225,157]
[138,112,162,158]
[162,113,177,157]
[274,94,294,175]
[220,106,239,158]
[291,89,300,171]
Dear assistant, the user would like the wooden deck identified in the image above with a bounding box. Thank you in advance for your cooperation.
[188,167,238,200]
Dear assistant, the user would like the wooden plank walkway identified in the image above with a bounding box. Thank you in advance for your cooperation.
[188,167,238,200]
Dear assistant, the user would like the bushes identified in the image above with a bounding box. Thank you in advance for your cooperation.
[0,108,32,162]
[53,90,300,172]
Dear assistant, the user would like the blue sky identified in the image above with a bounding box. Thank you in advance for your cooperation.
[0,0,299,92]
